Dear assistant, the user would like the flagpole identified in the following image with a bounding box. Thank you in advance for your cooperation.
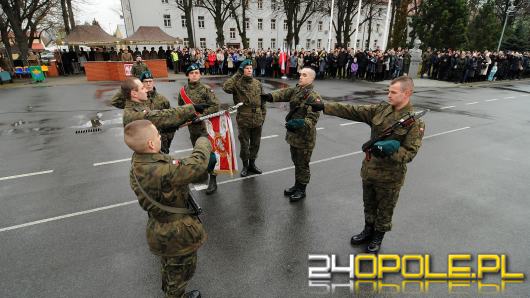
[382,0,392,51]
[327,0,335,52]
[353,0,362,52]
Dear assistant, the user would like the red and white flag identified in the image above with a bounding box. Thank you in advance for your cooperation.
[279,50,287,74]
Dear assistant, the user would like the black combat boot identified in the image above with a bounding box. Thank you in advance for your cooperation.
[350,223,374,245]
[248,159,263,174]
[366,230,385,254]
[284,181,298,196]
[185,290,201,298]
[240,160,249,177]
[289,183,307,202]
[205,174,217,195]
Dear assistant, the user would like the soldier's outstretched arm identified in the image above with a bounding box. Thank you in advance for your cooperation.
[169,136,212,185]
[158,94,171,109]
[321,102,380,124]
[389,120,425,164]
[144,105,196,130]
[270,86,296,103]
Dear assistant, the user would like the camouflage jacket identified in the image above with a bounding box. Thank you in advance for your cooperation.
[223,72,266,128]
[131,62,150,78]
[271,83,321,149]
[123,100,196,131]
[111,88,170,110]
[324,101,425,187]
[178,80,220,136]
[129,137,212,256]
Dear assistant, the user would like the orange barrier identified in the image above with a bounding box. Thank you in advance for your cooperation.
[84,60,168,81]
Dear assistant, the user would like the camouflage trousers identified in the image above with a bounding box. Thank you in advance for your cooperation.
[290,146,313,185]
[161,131,176,154]
[238,126,263,161]
[362,181,402,232]
[160,252,197,298]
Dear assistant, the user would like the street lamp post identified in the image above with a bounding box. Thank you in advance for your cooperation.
[497,0,516,52]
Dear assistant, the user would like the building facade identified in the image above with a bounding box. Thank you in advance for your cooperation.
[121,0,389,50]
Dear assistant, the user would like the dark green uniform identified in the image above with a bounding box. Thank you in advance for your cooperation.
[131,61,150,78]
[271,83,321,184]
[113,88,176,153]
[129,136,211,298]
[223,72,266,162]
[323,101,425,232]
[177,81,220,146]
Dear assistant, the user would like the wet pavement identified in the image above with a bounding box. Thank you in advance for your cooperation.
[0,76,529,297]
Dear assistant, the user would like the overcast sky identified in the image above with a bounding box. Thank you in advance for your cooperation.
[75,0,124,34]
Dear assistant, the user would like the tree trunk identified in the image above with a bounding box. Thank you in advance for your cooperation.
[387,0,398,48]
[366,6,373,49]
[184,0,194,47]
[214,16,225,47]
[61,0,70,34]
[0,22,14,69]
[67,0,75,30]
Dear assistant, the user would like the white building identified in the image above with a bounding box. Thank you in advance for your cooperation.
[121,0,389,50]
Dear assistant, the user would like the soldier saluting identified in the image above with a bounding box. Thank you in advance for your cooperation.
[307,76,425,253]
[261,67,322,202]
[223,59,267,177]
[178,64,220,194]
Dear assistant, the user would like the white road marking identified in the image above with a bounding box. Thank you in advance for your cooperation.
[0,201,137,233]
[440,106,455,110]
[1,127,471,232]
[485,98,499,102]
[504,96,515,99]
[316,127,325,131]
[466,102,479,105]
[340,122,361,126]
[261,134,279,139]
[0,170,54,182]
[93,158,131,167]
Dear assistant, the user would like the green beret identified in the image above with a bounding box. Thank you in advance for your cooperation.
[239,59,253,69]
[186,64,200,75]
[139,71,153,81]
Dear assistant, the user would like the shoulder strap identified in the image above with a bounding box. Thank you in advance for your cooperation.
[132,170,193,214]
[180,86,194,105]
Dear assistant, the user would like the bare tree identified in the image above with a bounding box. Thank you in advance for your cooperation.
[0,9,14,68]
[60,0,76,34]
[195,0,234,47]
[228,0,248,48]
[174,0,195,47]
[0,0,56,65]
[281,0,325,49]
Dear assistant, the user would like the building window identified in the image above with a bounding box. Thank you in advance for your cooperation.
[245,18,250,30]
[195,0,204,5]
[271,38,276,49]
[376,24,380,33]
[163,14,171,27]
[181,15,187,27]
[257,19,263,30]
[162,0,168,3]
[378,8,383,17]
[230,28,236,39]
[258,38,263,49]
[200,38,206,48]
[318,21,323,31]
[283,20,288,31]
[198,16,205,28]
[283,39,287,49]
[257,0,263,9]
[374,40,378,49]
[356,39,360,48]
[307,21,312,31]
[306,39,312,49]
[271,0,277,10]
[317,39,321,48]
[184,38,189,47]
[177,0,183,4]
[271,19,276,30]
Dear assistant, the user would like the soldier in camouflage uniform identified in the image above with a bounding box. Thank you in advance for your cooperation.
[223,59,266,178]
[308,76,425,253]
[261,67,321,202]
[124,119,214,298]
[131,55,150,78]
[178,64,220,195]
[112,71,176,153]
[121,77,210,153]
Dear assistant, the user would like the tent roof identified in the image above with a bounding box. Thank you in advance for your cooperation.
[122,26,181,44]
[64,25,121,45]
